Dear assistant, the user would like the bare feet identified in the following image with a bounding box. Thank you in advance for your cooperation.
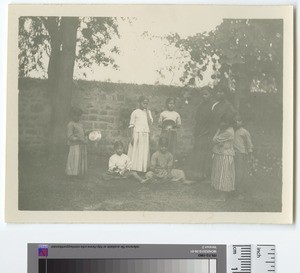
[140,178,150,184]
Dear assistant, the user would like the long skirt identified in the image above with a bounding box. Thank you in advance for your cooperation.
[190,134,211,179]
[66,144,87,176]
[161,129,177,156]
[127,132,150,172]
[235,152,248,192]
[211,154,235,192]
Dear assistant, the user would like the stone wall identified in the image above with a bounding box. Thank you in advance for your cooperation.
[18,78,201,157]
[18,78,282,158]
[19,79,52,153]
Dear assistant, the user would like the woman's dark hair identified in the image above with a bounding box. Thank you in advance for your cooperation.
[220,112,235,128]
[138,95,149,103]
[165,97,175,106]
[233,115,243,131]
[114,140,124,150]
[159,136,169,147]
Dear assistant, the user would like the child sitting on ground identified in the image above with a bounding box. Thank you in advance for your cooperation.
[143,137,193,184]
[103,141,145,183]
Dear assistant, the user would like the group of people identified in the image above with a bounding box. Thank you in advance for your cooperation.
[191,87,253,201]
[65,86,253,201]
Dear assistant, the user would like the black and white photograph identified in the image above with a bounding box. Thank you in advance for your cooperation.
[5,5,293,223]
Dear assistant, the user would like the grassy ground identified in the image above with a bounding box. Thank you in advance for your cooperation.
[18,152,282,212]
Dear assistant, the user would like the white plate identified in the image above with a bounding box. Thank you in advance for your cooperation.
[88,130,102,141]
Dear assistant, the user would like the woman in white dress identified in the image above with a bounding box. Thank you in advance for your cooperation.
[127,96,153,172]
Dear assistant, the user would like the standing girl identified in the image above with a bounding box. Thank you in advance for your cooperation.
[211,115,235,201]
[158,97,181,156]
[66,107,88,179]
[127,96,153,172]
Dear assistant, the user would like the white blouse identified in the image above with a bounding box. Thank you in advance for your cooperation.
[158,110,181,128]
[108,153,132,172]
[129,109,153,133]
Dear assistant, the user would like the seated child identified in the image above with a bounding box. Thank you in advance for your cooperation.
[103,141,145,183]
[143,137,193,184]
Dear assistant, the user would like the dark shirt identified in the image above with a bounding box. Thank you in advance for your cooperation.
[210,99,236,136]
[195,100,213,137]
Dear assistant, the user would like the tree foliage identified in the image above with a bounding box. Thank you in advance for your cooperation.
[18,17,50,77]
[167,19,283,98]
[18,16,120,78]
[77,17,119,70]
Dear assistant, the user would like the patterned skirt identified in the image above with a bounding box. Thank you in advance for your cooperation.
[211,154,235,192]
[66,144,87,176]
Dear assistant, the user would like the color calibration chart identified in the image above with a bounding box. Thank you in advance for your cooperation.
[38,259,216,273]
[28,244,275,273]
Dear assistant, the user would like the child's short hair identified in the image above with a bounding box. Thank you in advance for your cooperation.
[220,112,234,127]
[159,136,169,147]
[70,106,83,117]
[138,95,149,103]
[165,97,175,105]
[114,140,124,150]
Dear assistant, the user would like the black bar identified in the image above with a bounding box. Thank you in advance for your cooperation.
[38,259,46,273]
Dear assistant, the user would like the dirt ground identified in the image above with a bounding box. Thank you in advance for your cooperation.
[18,152,282,212]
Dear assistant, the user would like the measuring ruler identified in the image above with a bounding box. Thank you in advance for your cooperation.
[228,245,275,273]
[29,243,276,273]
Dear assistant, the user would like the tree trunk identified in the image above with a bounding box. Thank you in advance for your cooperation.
[46,17,62,96]
[44,17,62,156]
[47,17,79,156]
